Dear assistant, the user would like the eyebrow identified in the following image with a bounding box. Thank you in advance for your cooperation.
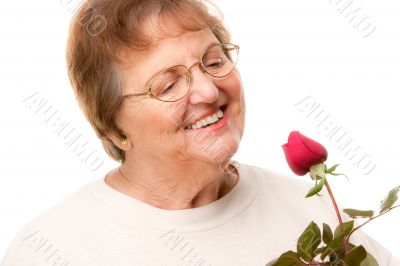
[143,41,220,89]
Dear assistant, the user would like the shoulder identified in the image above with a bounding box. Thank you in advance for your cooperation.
[236,161,313,196]
[25,181,96,227]
[1,181,97,265]
[235,161,338,222]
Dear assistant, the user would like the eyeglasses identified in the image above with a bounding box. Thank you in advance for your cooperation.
[122,43,240,102]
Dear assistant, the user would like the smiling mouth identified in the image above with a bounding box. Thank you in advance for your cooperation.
[184,106,226,130]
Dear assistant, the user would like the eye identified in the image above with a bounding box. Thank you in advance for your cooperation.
[204,57,224,68]
[202,48,228,69]
[155,80,177,96]
[150,70,178,96]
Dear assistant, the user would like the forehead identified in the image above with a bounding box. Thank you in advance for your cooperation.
[148,28,218,58]
[120,28,219,93]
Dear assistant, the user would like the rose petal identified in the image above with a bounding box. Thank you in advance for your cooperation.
[281,131,328,176]
[282,144,309,175]
[286,132,316,166]
[299,133,328,162]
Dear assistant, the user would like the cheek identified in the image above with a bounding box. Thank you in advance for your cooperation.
[127,103,185,144]
[114,103,152,139]
[225,70,243,95]
[224,71,246,135]
[221,71,245,116]
[215,71,244,114]
[157,101,188,127]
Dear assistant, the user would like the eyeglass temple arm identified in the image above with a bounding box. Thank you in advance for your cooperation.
[123,91,152,99]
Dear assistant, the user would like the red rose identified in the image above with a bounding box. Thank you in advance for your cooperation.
[282,131,328,175]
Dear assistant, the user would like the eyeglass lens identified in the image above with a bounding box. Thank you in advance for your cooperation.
[150,44,238,102]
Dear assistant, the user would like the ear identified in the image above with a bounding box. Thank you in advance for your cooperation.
[105,131,133,151]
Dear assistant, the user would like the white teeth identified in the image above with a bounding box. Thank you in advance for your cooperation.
[186,108,224,130]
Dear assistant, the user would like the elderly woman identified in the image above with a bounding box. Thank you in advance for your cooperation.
[2,0,399,265]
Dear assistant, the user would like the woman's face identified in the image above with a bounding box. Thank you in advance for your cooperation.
[115,28,245,167]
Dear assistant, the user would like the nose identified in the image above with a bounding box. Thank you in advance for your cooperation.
[187,63,219,105]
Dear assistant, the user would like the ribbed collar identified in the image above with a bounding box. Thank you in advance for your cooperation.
[84,161,259,233]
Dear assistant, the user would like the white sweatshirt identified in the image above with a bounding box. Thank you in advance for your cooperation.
[2,162,399,266]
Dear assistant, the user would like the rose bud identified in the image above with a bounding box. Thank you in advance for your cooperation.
[282,131,328,176]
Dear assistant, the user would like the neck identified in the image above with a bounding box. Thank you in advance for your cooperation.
[105,159,238,210]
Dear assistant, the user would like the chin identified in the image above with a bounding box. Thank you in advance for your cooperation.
[190,132,241,166]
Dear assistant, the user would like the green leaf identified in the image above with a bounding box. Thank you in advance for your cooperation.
[320,237,342,260]
[309,163,326,180]
[265,251,307,266]
[306,176,326,198]
[334,220,354,238]
[344,245,367,266]
[348,242,357,249]
[360,252,379,266]
[322,223,333,244]
[297,221,321,262]
[321,221,355,261]
[328,172,347,178]
[380,185,400,213]
[343,208,374,218]
[326,164,340,173]
[314,246,326,255]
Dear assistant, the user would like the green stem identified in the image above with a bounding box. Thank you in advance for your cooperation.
[346,204,400,241]
[324,179,349,253]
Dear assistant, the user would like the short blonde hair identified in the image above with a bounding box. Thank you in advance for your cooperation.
[66,0,231,162]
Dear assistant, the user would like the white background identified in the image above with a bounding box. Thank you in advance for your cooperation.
[1,0,399,260]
